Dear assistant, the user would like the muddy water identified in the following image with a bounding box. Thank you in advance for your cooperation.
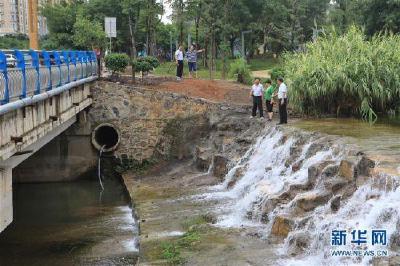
[293,118,400,175]
[0,177,138,266]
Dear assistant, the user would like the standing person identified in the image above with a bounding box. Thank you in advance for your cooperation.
[277,77,288,124]
[250,78,264,118]
[186,44,204,78]
[263,79,276,121]
[175,45,184,80]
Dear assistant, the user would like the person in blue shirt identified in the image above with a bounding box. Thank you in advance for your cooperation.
[186,44,204,78]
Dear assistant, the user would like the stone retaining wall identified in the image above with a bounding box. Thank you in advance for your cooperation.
[89,81,250,161]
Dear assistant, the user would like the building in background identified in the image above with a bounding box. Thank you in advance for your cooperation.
[0,0,57,37]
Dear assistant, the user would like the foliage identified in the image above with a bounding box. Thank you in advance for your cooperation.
[284,26,400,122]
[0,35,28,49]
[105,53,130,75]
[270,67,285,81]
[143,56,160,68]
[133,59,152,73]
[360,0,400,36]
[159,216,205,265]
[161,243,183,265]
[228,59,252,84]
[115,158,156,174]
[73,13,106,49]
[40,2,81,48]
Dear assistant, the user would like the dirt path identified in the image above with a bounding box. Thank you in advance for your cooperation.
[252,70,270,79]
[147,79,252,105]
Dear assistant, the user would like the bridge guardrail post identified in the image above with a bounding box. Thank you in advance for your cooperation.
[53,51,62,87]
[84,52,89,78]
[0,50,10,104]
[62,51,70,84]
[42,50,52,91]
[78,51,84,79]
[29,50,40,95]
[70,51,77,81]
[90,51,95,76]
[14,50,27,99]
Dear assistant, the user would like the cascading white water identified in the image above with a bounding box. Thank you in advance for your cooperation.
[197,126,400,265]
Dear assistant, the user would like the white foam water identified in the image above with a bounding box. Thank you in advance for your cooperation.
[197,126,400,265]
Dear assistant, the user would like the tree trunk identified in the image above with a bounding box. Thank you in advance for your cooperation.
[203,34,209,68]
[128,14,137,59]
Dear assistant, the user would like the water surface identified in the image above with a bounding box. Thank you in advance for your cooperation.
[0,178,138,266]
[293,118,400,175]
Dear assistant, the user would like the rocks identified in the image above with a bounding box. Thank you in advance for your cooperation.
[305,142,325,159]
[195,146,212,171]
[286,232,310,255]
[330,195,341,212]
[307,160,335,187]
[271,215,294,238]
[294,191,331,212]
[227,166,245,188]
[213,155,229,180]
[338,159,356,180]
[357,156,375,176]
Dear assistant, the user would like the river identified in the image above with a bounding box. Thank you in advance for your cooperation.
[0,177,138,266]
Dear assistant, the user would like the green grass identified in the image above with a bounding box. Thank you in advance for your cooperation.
[153,56,282,79]
[159,215,211,265]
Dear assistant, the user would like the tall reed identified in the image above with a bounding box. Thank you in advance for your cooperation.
[284,26,400,122]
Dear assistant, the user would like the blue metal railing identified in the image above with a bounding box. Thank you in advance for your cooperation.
[0,49,97,105]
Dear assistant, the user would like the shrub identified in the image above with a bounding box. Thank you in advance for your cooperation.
[105,53,130,75]
[284,26,400,123]
[229,58,252,84]
[135,59,153,73]
[270,67,285,81]
[143,56,160,68]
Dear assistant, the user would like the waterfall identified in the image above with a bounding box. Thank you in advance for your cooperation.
[98,145,106,191]
[198,126,400,265]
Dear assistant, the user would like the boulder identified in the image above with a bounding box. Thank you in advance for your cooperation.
[286,232,311,255]
[295,191,331,212]
[307,160,336,187]
[227,166,245,188]
[330,195,341,212]
[321,164,339,178]
[194,146,211,171]
[305,142,325,159]
[356,156,375,176]
[271,215,294,238]
[338,160,356,181]
[213,155,229,180]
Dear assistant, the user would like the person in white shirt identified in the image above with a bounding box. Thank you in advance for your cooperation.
[249,78,264,118]
[175,46,184,80]
[277,77,288,124]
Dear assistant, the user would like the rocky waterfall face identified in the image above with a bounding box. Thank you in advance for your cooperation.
[195,125,399,265]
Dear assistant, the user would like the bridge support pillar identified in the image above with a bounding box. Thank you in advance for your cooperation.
[0,167,12,232]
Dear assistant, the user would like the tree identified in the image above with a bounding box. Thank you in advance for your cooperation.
[360,0,400,35]
[73,14,106,49]
[40,1,81,48]
[122,0,143,58]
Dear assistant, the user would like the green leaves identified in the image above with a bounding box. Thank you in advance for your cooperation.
[73,14,106,50]
[228,59,252,84]
[105,53,130,75]
[284,26,400,122]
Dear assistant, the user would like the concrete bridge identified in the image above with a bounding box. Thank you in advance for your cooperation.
[0,49,98,232]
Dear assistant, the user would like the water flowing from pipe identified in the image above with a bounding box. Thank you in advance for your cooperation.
[98,145,105,191]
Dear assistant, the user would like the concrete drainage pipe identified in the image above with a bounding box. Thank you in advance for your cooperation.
[92,123,120,152]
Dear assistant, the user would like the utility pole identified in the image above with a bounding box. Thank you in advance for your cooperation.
[28,0,39,49]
